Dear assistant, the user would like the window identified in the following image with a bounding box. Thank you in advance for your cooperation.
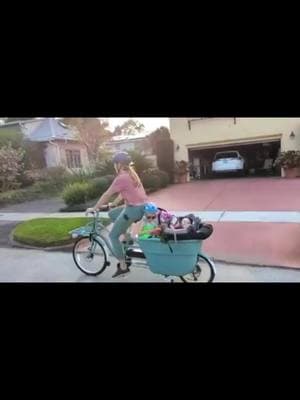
[66,150,82,168]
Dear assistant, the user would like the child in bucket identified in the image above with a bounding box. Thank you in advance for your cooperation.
[138,203,162,239]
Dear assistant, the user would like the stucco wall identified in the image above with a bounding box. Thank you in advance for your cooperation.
[44,143,60,167]
[44,141,89,168]
[170,118,300,162]
[59,142,89,168]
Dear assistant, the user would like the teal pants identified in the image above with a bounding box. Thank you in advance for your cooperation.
[108,205,145,259]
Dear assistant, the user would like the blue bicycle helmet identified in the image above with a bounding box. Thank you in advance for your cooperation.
[112,151,132,165]
[144,202,158,214]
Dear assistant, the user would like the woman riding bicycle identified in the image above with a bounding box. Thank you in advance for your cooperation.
[86,151,151,278]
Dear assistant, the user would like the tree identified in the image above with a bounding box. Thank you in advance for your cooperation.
[62,118,112,164]
[145,126,170,155]
[0,127,24,149]
[113,119,145,136]
[145,126,174,182]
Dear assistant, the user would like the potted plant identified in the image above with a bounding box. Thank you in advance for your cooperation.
[174,160,189,183]
[275,151,300,178]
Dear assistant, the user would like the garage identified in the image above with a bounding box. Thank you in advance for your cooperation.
[188,138,281,179]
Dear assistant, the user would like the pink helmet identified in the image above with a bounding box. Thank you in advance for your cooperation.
[159,210,173,224]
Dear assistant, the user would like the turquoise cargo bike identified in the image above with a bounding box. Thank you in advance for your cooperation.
[70,207,216,283]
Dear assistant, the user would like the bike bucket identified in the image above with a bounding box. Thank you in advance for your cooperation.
[138,238,202,276]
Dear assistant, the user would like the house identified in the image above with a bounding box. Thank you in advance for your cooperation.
[105,132,151,154]
[105,132,157,166]
[0,118,89,169]
[169,118,300,179]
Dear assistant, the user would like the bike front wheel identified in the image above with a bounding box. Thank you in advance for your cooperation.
[180,254,216,283]
[73,236,108,276]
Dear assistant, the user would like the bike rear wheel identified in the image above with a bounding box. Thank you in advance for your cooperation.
[180,254,216,283]
[73,236,108,276]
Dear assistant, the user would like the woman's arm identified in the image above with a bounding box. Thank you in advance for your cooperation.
[94,186,115,210]
[86,175,124,213]
[110,194,123,208]
[86,185,117,213]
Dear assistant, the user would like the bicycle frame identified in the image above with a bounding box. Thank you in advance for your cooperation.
[88,211,147,267]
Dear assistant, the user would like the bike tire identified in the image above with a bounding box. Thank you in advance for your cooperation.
[73,236,108,276]
[180,254,216,283]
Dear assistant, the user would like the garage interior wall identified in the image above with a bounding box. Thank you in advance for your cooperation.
[170,118,300,162]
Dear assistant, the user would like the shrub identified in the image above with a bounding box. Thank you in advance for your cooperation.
[141,169,162,190]
[45,166,68,181]
[23,141,46,169]
[0,186,45,207]
[62,182,91,206]
[0,127,24,149]
[66,168,96,184]
[156,170,170,188]
[275,151,300,169]
[0,144,25,192]
[18,170,36,188]
[127,150,153,175]
[33,181,64,195]
[141,168,170,190]
[87,177,111,200]
[24,167,69,186]
[95,159,115,176]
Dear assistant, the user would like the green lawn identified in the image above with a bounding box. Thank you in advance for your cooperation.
[13,217,109,247]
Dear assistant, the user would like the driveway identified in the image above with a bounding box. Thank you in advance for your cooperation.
[149,177,300,211]
[0,197,65,213]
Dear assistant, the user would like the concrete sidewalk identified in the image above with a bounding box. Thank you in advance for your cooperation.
[1,210,300,223]
[2,247,300,282]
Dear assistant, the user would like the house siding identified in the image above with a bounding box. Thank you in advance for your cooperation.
[58,142,89,169]
[170,118,300,163]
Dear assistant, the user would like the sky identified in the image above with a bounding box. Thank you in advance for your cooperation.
[107,118,169,132]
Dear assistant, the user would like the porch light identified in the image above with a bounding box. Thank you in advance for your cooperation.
[290,131,296,139]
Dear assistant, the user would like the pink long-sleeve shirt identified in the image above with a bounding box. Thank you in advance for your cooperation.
[107,171,148,206]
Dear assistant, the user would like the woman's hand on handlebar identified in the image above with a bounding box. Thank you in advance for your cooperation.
[85,207,96,216]
[85,205,112,215]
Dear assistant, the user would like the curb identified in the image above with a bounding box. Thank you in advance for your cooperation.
[9,232,74,252]
[211,257,300,272]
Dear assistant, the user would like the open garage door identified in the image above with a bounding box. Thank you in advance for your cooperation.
[188,139,281,179]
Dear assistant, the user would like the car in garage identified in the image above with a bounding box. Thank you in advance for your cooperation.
[212,151,246,175]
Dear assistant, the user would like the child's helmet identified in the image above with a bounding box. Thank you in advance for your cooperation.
[144,202,158,214]
[159,210,173,223]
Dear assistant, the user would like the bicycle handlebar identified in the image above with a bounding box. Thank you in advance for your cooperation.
[85,204,113,216]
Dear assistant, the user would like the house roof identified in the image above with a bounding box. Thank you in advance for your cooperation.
[25,118,76,142]
[108,132,149,144]
[0,118,76,142]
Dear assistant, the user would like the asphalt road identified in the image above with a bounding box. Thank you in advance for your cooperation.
[1,248,300,282]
